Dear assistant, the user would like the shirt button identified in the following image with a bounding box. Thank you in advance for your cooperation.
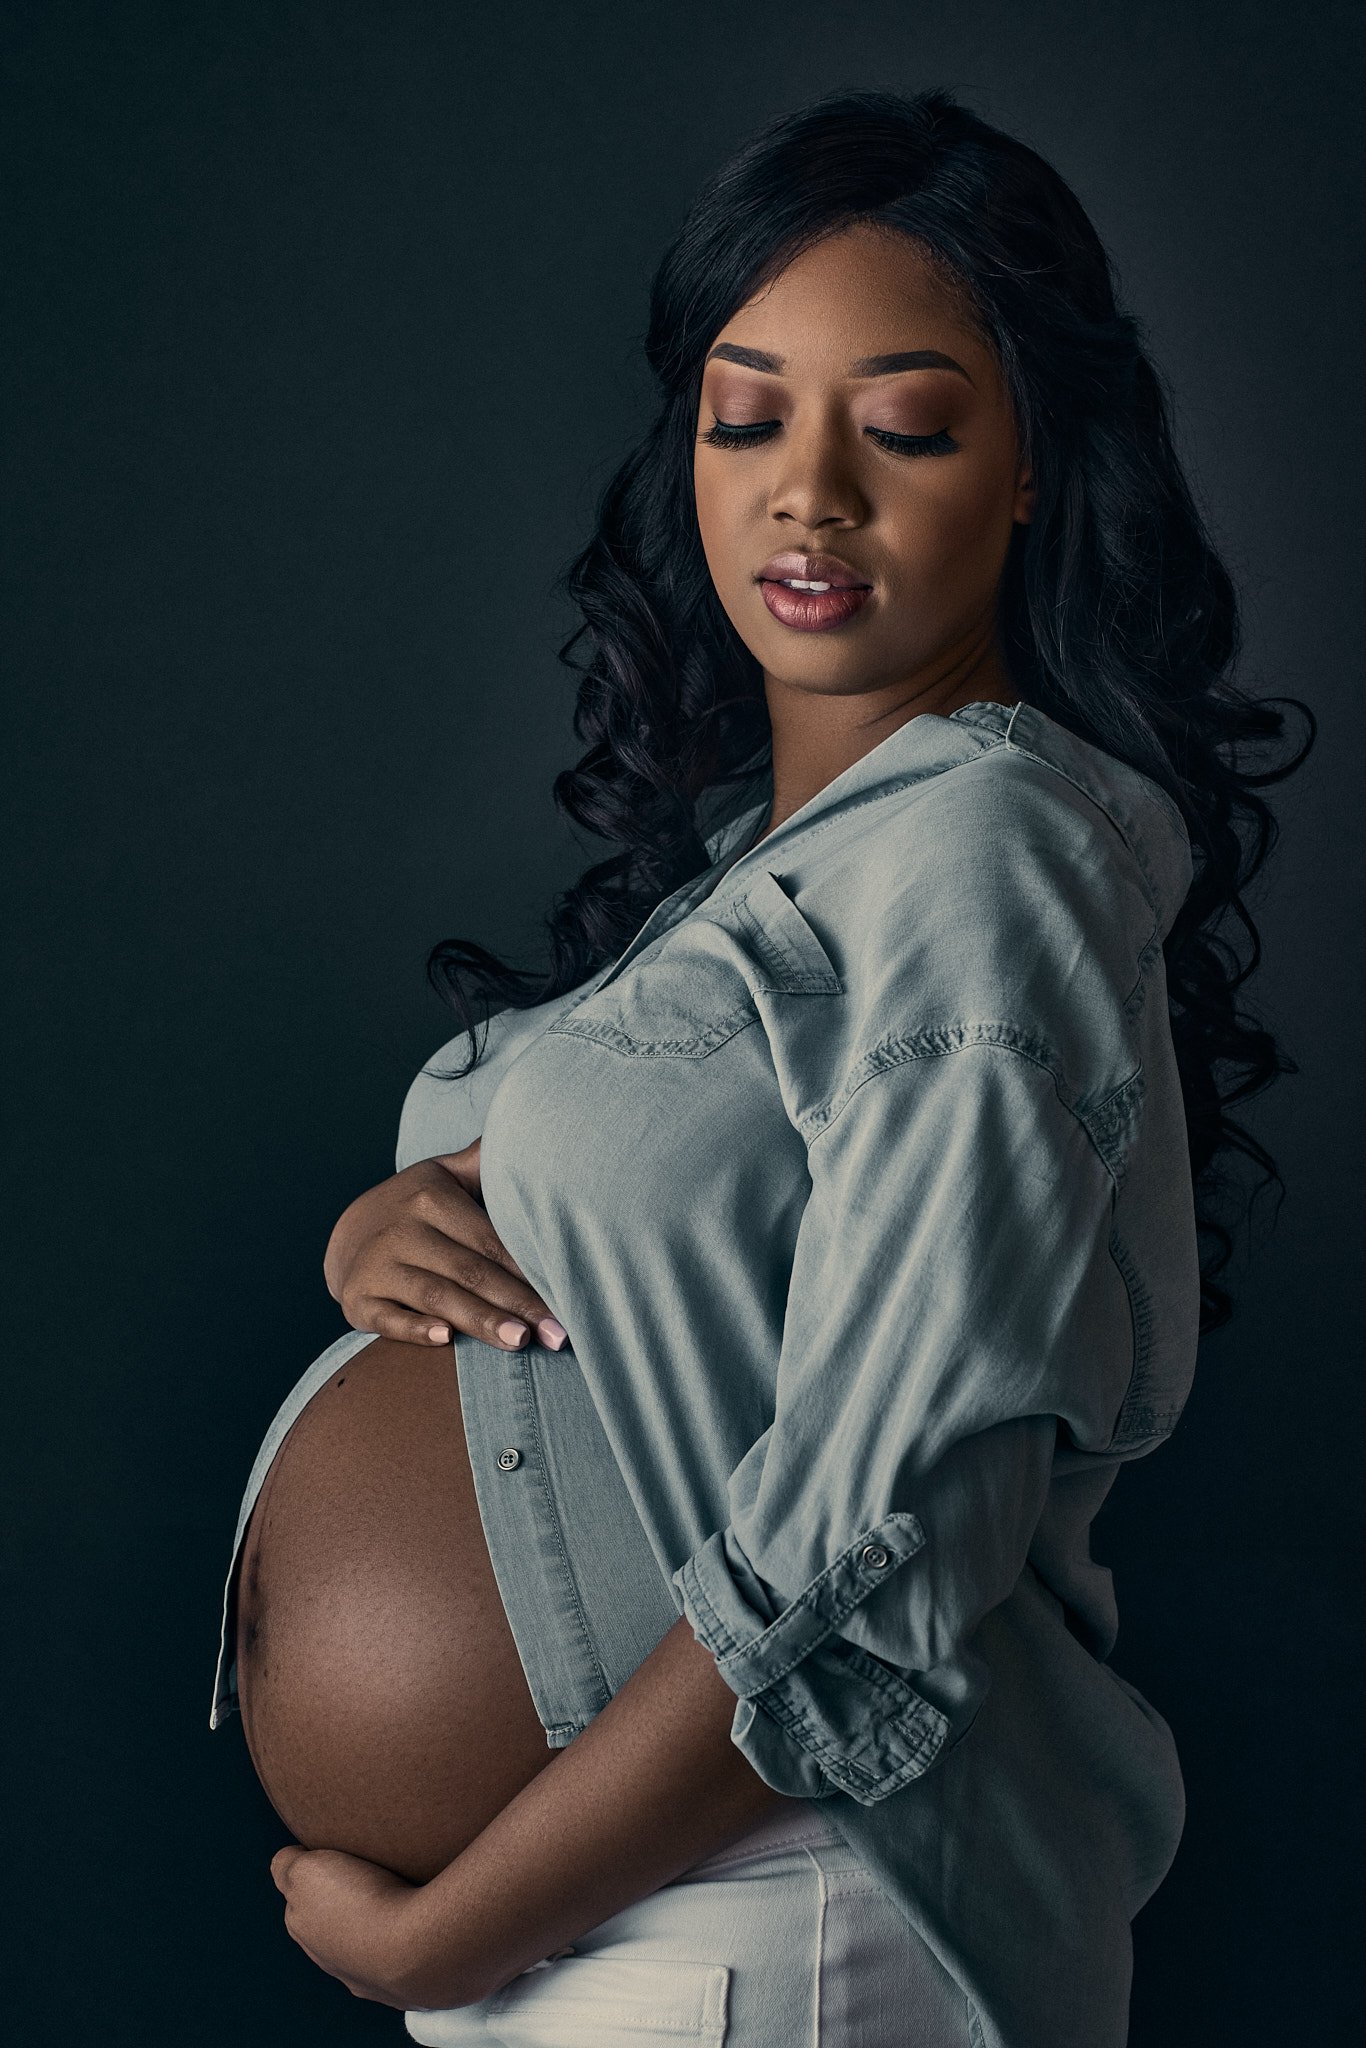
[547,1945,577,1960]
[496,1447,522,1471]
[861,1543,890,1569]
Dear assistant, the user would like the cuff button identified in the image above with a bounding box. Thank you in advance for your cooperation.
[861,1543,890,1569]
[496,1447,523,1471]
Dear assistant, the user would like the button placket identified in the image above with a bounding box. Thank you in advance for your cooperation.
[457,1336,615,1739]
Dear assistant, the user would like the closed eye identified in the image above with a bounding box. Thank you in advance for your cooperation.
[701,418,958,457]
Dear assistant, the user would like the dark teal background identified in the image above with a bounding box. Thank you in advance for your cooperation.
[3,2,1361,2038]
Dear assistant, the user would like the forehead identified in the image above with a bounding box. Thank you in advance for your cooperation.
[706,225,986,374]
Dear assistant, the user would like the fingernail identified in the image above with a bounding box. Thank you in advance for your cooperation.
[427,1324,451,1343]
[536,1317,568,1350]
[497,1319,531,1347]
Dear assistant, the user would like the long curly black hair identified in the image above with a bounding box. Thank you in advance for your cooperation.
[426,87,1314,1336]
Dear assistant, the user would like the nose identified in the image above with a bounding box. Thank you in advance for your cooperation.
[766,415,867,531]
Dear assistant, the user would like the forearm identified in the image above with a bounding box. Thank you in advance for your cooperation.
[406,1612,791,2007]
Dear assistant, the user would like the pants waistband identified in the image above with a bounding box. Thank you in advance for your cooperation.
[685,1796,845,1874]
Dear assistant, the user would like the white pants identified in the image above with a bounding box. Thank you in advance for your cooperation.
[403,1798,974,2046]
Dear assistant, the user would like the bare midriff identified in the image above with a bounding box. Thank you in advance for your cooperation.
[234,1337,554,1884]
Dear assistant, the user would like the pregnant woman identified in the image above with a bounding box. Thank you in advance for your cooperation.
[210,88,1311,2046]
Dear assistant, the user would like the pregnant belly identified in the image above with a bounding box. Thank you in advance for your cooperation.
[234,1336,554,1884]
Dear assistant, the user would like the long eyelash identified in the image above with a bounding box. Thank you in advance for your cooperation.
[869,426,958,456]
[701,419,958,457]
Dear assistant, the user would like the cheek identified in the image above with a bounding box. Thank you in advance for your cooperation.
[889,462,1014,597]
[693,466,751,599]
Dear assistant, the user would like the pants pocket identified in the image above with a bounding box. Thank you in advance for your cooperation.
[812,1861,973,2048]
[408,1953,731,2045]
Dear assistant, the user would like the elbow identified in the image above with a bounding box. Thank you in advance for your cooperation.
[677,1514,992,1808]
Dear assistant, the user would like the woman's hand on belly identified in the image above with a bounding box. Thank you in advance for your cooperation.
[323,1140,568,1354]
[269,1610,793,2012]
[270,1842,456,2011]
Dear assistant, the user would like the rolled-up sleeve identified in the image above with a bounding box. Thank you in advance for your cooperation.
[672,1034,1133,1804]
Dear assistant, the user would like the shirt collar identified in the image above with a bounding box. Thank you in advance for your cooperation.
[701,699,1017,880]
[700,695,1192,934]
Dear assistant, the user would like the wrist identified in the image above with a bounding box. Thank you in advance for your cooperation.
[394,1866,490,2013]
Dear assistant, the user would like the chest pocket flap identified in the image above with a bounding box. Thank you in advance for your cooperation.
[547,867,843,1061]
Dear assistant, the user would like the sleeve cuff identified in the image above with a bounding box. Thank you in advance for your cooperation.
[672,1514,958,1805]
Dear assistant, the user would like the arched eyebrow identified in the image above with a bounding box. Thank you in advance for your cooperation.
[704,343,974,387]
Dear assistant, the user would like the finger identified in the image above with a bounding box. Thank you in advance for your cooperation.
[352,1289,538,1354]
[431,1145,483,1201]
[271,1844,306,1890]
[347,1298,459,1348]
[389,1267,567,1352]
[403,1221,565,1336]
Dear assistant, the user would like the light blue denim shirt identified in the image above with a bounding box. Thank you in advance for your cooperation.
[211,698,1200,2048]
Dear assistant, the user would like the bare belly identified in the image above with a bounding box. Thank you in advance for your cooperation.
[234,1337,554,1883]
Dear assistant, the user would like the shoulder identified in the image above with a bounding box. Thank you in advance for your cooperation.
[861,710,1189,944]
[791,712,1191,1112]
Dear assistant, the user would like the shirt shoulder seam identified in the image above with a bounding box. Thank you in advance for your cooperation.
[783,730,1169,937]
[995,729,1170,929]
[802,1027,1130,1184]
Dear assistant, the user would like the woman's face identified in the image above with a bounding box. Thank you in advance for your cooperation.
[693,223,1033,710]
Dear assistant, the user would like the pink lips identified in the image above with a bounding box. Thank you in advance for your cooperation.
[759,580,872,632]
[756,550,870,587]
[755,550,873,632]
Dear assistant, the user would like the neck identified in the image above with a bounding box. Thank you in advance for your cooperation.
[755,640,1020,844]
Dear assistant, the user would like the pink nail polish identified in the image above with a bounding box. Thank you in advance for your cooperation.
[537,1317,569,1350]
[497,1319,530,1347]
